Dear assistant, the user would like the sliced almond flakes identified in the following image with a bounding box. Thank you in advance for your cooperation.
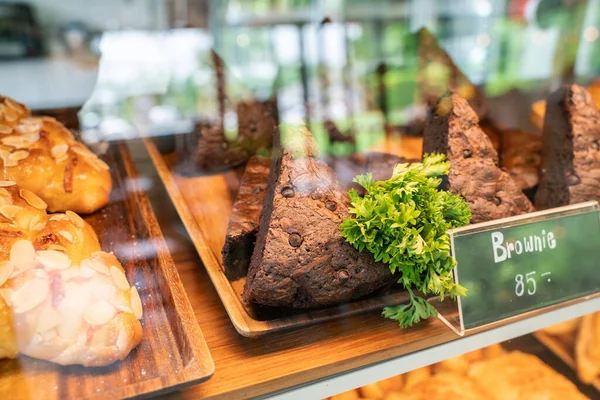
[58,230,73,243]
[84,301,116,326]
[0,124,11,134]
[36,250,71,270]
[46,244,67,252]
[19,189,47,210]
[110,266,130,291]
[10,240,35,274]
[0,205,24,220]
[130,286,143,320]
[8,150,29,161]
[14,124,39,135]
[49,214,69,222]
[12,279,49,314]
[65,210,84,228]
[3,107,18,123]
[0,261,14,287]
[85,259,110,275]
[51,144,69,159]
[4,98,24,113]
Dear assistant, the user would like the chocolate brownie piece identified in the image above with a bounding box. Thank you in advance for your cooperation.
[324,120,356,146]
[244,126,395,308]
[176,50,278,172]
[324,152,416,194]
[184,98,277,172]
[222,151,412,281]
[366,152,418,182]
[222,156,270,280]
[535,84,600,209]
[417,28,488,120]
[423,92,534,223]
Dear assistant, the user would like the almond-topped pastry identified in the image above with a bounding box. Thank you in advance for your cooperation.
[0,182,142,366]
[0,95,112,214]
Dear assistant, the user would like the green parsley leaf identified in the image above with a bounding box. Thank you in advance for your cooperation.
[340,153,470,328]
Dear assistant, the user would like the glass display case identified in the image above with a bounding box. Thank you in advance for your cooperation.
[0,0,599,399]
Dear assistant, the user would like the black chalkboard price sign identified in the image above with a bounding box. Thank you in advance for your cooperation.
[449,201,600,331]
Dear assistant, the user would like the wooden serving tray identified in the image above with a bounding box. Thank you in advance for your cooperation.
[535,331,600,391]
[0,143,214,399]
[144,137,426,337]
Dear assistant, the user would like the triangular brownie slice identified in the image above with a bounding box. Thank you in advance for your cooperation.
[423,92,534,223]
[536,84,600,209]
[417,28,487,119]
[244,126,394,308]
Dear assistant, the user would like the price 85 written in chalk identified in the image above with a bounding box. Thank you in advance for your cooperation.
[450,205,600,330]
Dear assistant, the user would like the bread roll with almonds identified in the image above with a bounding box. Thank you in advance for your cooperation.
[0,96,111,214]
[0,181,142,366]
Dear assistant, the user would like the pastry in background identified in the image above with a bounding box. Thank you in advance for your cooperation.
[432,354,470,375]
[542,317,582,336]
[244,125,394,308]
[403,366,431,391]
[392,373,488,400]
[0,182,142,366]
[482,343,505,359]
[324,120,356,147]
[358,382,384,399]
[416,28,487,120]
[0,96,112,214]
[535,84,600,209]
[423,92,535,223]
[468,351,587,400]
[176,51,277,173]
[575,312,600,384]
[377,374,404,393]
[330,389,360,400]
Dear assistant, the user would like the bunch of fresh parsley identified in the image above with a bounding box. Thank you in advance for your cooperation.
[340,153,470,328]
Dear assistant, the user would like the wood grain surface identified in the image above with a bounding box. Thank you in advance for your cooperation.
[0,143,214,400]
[144,137,434,337]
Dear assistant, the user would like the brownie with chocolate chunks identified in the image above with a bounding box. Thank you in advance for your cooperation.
[423,92,534,223]
[222,155,271,280]
[244,126,394,308]
[535,84,600,209]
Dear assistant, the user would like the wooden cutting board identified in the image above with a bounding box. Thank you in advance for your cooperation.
[144,136,451,337]
[0,143,214,399]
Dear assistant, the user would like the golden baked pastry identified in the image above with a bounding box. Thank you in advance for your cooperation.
[329,389,360,400]
[468,351,587,400]
[393,372,488,400]
[575,312,600,384]
[403,366,431,391]
[542,317,581,336]
[0,96,111,214]
[0,182,142,366]
[358,382,384,399]
[378,374,404,392]
[432,354,470,375]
